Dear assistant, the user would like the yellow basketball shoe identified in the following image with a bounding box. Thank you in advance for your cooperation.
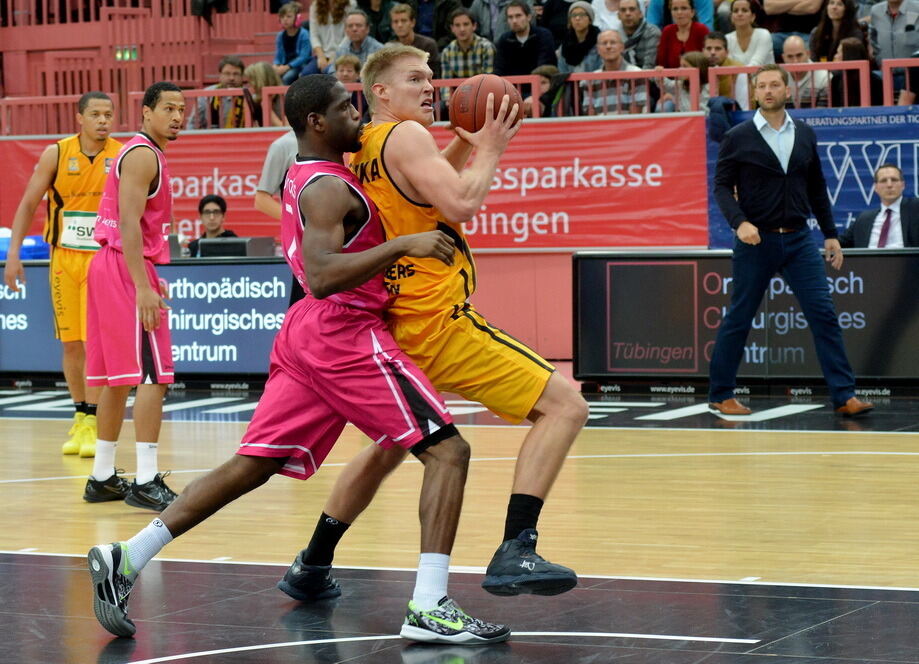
[62,412,86,454]
[79,414,97,458]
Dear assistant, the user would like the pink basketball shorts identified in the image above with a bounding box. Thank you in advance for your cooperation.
[86,245,174,387]
[237,297,454,480]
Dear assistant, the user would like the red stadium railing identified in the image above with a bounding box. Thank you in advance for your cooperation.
[564,68,702,115]
[4,62,915,136]
[0,0,270,27]
[880,57,919,106]
[708,61,872,109]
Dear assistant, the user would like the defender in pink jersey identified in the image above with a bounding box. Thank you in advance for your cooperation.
[88,76,510,645]
[82,82,184,513]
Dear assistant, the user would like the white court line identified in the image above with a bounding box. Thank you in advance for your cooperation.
[0,392,60,406]
[5,450,919,485]
[202,402,259,414]
[162,397,244,413]
[0,414,915,435]
[126,630,759,663]
[5,550,919,593]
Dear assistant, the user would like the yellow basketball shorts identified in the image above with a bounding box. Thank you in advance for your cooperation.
[389,304,555,424]
[48,246,94,342]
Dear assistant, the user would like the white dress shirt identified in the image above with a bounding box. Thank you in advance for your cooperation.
[753,109,795,173]
[871,196,905,248]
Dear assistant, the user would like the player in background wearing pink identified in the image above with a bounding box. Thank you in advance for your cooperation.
[88,75,511,645]
[82,82,184,511]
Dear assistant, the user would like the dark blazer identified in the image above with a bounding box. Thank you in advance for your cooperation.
[714,115,837,238]
[839,196,919,248]
[494,26,557,76]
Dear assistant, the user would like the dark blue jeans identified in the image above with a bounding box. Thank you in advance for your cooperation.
[708,229,856,408]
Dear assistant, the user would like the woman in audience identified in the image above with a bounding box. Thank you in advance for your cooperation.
[726,0,773,65]
[809,0,865,62]
[310,0,356,73]
[658,50,711,112]
[830,36,882,106]
[244,62,285,127]
[656,0,709,68]
[557,2,601,73]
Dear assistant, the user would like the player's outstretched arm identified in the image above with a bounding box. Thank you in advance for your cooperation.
[386,93,520,223]
[301,176,454,299]
[118,147,168,331]
[4,145,58,291]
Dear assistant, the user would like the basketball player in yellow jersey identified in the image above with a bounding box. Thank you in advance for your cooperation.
[4,92,122,458]
[279,45,589,601]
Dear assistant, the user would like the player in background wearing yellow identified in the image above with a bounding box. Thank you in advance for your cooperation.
[280,45,589,601]
[4,92,122,458]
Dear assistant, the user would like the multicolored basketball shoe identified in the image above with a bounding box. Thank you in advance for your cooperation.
[400,596,510,644]
[88,542,138,638]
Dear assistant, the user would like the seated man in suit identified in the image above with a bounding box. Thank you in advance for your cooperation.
[840,164,919,248]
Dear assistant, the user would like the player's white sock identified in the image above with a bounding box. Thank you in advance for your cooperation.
[125,518,174,572]
[412,553,450,610]
[135,442,159,484]
[90,440,117,481]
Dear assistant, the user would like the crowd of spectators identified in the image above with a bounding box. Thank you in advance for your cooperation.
[186,0,916,126]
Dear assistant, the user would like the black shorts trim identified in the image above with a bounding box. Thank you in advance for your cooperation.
[461,310,555,373]
[140,331,159,384]
[410,423,460,457]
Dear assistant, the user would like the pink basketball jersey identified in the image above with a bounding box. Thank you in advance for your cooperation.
[281,157,389,313]
[94,132,172,263]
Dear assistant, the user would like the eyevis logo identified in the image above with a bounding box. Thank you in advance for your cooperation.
[818,139,917,206]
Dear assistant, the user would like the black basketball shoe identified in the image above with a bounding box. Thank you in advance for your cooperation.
[83,470,130,503]
[277,551,342,601]
[124,472,178,512]
[481,528,578,596]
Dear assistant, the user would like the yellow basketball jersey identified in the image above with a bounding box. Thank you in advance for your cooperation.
[45,134,123,250]
[350,122,476,319]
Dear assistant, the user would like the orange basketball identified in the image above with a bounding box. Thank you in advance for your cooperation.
[448,74,523,133]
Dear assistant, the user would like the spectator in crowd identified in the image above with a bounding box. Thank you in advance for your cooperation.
[311,0,357,73]
[523,63,562,116]
[335,8,385,69]
[840,164,919,248]
[358,0,397,43]
[440,9,497,79]
[809,0,866,61]
[274,2,319,85]
[705,31,751,107]
[869,0,919,104]
[582,29,650,113]
[658,50,711,110]
[389,3,442,77]
[334,54,372,116]
[782,34,829,106]
[656,0,710,68]
[188,195,238,258]
[495,0,558,75]
[726,0,775,64]
[620,0,662,68]
[761,0,823,62]
[557,2,602,73]
[406,0,466,49]
[714,0,734,31]
[830,36,883,104]
[647,0,715,28]
[244,62,285,127]
[187,55,246,129]
[539,0,584,43]
[593,0,625,32]
[469,0,518,41]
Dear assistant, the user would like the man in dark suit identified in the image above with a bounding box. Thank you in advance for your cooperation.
[840,164,919,248]
[710,64,873,418]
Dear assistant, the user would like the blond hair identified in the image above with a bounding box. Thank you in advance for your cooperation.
[244,61,282,100]
[360,44,429,112]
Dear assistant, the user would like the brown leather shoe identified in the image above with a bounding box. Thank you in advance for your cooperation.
[709,398,752,415]
[835,397,874,417]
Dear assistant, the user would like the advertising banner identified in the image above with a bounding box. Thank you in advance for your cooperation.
[708,106,919,248]
[0,262,289,374]
[2,115,710,251]
[575,251,919,381]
